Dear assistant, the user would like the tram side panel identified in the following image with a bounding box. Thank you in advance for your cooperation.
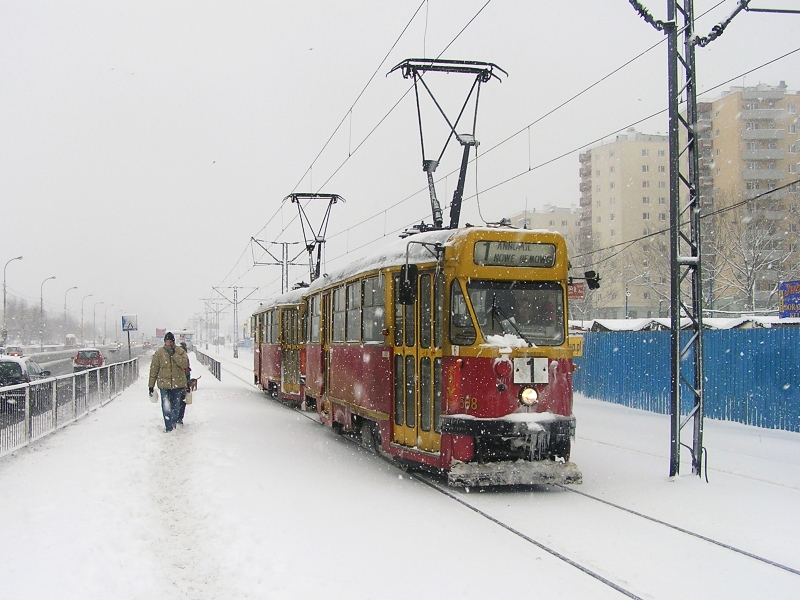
[328,345,392,421]
[260,343,282,396]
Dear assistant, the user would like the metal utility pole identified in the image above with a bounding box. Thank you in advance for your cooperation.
[389,58,506,230]
[285,193,344,282]
[212,287,258,358]
[202,299,227,353]
[251,239,304,293]
[629,0,797,478]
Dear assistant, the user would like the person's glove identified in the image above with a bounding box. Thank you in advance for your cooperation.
[148,387,154,396]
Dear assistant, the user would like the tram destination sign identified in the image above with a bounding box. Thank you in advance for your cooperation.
[473,241,556,268]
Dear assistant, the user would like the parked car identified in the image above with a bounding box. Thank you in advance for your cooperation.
[73,348,104,372]
[0,356,52,415]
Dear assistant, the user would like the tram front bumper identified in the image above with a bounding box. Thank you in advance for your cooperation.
[441,413,581,487]
[448,459,582,487]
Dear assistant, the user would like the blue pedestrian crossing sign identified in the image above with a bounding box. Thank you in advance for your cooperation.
[121,315,138,332]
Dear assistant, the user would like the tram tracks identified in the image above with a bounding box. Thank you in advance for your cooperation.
[219,361,800,597]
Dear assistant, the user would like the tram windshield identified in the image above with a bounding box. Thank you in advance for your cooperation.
[465,280,565,346]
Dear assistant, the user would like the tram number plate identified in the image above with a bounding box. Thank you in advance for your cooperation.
[460,396,478,411]
[514,357,548,384]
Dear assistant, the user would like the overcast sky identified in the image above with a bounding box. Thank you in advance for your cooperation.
[1,0,798,339]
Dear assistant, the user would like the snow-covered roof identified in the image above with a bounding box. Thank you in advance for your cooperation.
[570,316,800,332]
[306,228,457,294]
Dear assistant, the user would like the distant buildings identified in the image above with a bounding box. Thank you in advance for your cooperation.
[509,82,800,320]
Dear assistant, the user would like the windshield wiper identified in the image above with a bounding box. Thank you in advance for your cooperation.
[489,294,533,347]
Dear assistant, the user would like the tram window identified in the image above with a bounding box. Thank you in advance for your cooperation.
[405,355,415,428]
[466,280,565,346]
[362,275,385,343]
[420,274,431,348]
[420,356,432,432]
[270,310,279,344]
[394,354,404,426]
[332,287,345,342]
[308,296,320,343]
[434,357,442,433]
[434,273,444,349]
[393,276,403,346]
[346,281,361,342]
[281,310,289,344]
[450,281,476,346]
[404,295,415,348]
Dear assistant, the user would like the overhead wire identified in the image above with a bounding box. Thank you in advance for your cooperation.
[215,3,798,302]
[323,46,800,272]
[213,1,496,296]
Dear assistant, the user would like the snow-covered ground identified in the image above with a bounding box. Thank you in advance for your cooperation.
[1,347,799,599]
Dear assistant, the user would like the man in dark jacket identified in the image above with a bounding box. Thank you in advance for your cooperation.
[148,332,189,432]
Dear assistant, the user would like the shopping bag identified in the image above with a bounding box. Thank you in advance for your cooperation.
[184,391,193,405]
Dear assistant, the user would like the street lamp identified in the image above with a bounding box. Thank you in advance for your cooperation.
[2,255,23,346]
[103,304,114,345]
[624,273,647,319]
[81,294,94,346]
[40,276,56,351]
[92,301,104,346]
[64,286,78,343]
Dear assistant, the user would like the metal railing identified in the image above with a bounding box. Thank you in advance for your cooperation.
[193,349,221,381]
[0,357,140,458]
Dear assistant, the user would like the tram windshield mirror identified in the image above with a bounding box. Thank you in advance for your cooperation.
[398,264,418,305]
[467,280,565,346]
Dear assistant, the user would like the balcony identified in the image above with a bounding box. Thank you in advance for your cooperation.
[741,109,785,120]
[742,90,785,101]
[579,166,591,177]
[699,138,713,150]
[743,188,787,201]
[742,169,785,181]
[742,149,786,161]
[696,119,712,132]
[579,152,591,164]
[742,129,786,141]
[579,181,592,193]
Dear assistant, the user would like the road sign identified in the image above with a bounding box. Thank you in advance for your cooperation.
[568,281,586,300]
[121,314,138,331]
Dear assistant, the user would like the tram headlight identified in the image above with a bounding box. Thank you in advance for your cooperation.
[519,387,538,406]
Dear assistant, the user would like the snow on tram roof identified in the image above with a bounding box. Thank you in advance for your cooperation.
[257,226,562,311]
[306,228,457,294]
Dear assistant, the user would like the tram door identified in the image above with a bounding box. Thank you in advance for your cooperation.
[393,271,443,452]
[280,308,300,395]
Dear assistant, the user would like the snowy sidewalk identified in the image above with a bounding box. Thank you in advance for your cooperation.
[1,350,799,599]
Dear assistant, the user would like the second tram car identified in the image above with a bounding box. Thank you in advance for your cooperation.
[253,225,581,487]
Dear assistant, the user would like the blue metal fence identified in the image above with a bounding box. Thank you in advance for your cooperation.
[573,328,800,432]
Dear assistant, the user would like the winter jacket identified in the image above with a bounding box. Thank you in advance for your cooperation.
[148,345,189,390]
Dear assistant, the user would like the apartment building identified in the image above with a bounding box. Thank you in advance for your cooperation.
[508,203,581,236]
[701,82,800,312]
[577,129,670,319]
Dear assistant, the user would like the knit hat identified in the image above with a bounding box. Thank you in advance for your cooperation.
[164,332,175,342]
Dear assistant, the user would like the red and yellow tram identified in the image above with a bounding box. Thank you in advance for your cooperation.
[252,226,581,486]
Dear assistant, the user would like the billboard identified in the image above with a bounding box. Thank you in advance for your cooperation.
[779,280,800,318]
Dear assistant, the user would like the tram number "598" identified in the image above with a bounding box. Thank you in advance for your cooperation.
[460,396,479,411]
